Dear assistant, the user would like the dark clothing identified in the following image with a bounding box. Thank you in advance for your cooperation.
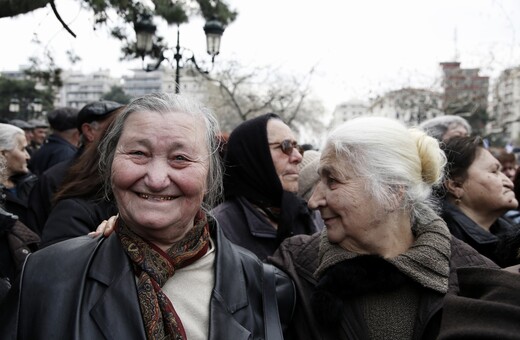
[1,173,38,228]
[269,232,498,340]
[0,208,39,303]
[29,134,77,176]
[41,198,118,248]
[0,220,295,339]
[26,158,74,234]
[442,201,520,266]
[212,196,321,260]
[222,113,316,244]
[438,267,520,339]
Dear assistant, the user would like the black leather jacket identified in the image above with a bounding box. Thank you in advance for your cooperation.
[0,220,294,339]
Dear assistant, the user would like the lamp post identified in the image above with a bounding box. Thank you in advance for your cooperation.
[135,17,225,93]
[9,98,20,114]
[8,98,43,120]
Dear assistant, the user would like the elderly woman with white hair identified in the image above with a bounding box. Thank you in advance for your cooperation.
[270,116,501,340]
[0,144,39,304]
[0,123,38,228]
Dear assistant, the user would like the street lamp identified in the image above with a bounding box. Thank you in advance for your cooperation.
[134,17,225,93]
[8,98,43,120]
[9,98,20,113]
[203,18,225,63]
[134,15,156,59]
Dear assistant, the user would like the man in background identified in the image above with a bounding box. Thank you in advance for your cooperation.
[29,108,80,176]
[26,101,123,234]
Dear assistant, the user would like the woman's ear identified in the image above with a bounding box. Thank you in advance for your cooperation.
[445,178,464,199]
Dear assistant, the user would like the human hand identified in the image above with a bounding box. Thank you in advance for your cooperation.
[88,214,118,238]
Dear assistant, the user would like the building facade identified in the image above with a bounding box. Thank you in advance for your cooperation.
[56,69,120,109]
[367,88,444,127]
[488,66,520,143]
[440,61,489,116]
[330,99,368,127]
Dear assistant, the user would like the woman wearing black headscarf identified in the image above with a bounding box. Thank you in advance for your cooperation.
[211,113,322,260]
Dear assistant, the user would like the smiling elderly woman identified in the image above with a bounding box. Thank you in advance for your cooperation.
[1,93,294,340]
[269,116,499,340]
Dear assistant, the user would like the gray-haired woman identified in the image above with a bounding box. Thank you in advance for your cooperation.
[270,116,498,340]
[1,93,294,340]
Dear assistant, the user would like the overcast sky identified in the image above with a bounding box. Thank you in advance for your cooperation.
[0,0,519,113]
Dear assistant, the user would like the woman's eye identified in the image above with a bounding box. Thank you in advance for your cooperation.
[326,177,337,186]
[129,150,145,156]
[174,155,187,161]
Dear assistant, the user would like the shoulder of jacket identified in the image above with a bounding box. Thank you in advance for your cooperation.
[26,235,103,271]
[449,236,499,268]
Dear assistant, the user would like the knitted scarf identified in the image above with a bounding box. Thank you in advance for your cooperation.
[315,203,452,293]
[117,212,210,340]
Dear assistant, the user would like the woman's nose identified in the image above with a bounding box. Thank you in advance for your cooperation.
[308,181,325,210]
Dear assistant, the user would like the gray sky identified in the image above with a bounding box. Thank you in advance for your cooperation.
[0,0,519,112]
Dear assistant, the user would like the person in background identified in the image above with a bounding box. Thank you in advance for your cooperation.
[26,119,48,155]
[40,107,122,247]
[211,113,322,260]
[419,114,471,142]
[7,120,34,156]
[26,100,123,234]
[490,148,520,224]
[493,148,518,181]
[270,116,499,340]
[297,149,321,202]
[0,93,294,339]
[29,107,80,175]
[0,124,38,227]
[0,155,39,305]
[440,136,520,267]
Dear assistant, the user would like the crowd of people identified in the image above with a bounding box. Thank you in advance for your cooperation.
[0,95,519,339]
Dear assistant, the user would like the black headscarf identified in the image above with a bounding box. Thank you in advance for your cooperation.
[223,113,314,241]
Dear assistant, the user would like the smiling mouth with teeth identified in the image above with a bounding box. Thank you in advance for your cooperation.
[138,193,175,201]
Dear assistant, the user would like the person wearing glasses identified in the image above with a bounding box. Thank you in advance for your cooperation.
[211,113,322,260]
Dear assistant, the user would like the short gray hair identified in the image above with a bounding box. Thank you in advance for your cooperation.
[419,115,471,141]
[98,92,223,213]
[0,123,25,152]
[326,116,446,220]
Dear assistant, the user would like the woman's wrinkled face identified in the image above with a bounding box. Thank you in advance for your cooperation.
[2,134,30,177]
[111,111,209,245]
[308,146,382,252]
[267,119,303,193]
[461,148,518,214]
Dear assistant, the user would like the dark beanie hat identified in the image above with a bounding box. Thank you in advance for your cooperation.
[47,107,79,132]
[77,100,124,130]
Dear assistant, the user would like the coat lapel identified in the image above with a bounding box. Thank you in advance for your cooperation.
[209,222,252,339]
[88,235,147,339]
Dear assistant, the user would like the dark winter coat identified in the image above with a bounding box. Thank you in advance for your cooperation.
[0,220,295,340]
[269,232,498,340]
[212,196,321,261]
[1,173,38,228]
[438,266,520,339]
[0,208,39,304]
[442,201,520,267]
[26,158,75,234]
[41,198,118,248]
[29,134,77,176]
